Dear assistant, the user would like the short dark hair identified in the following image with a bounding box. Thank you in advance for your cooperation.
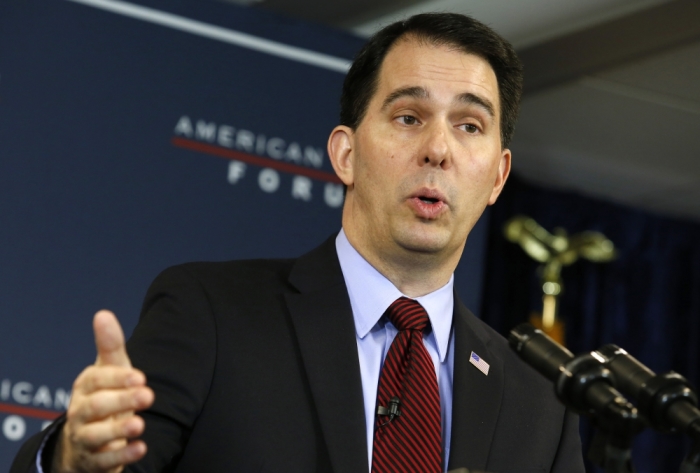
[340,13,523,148]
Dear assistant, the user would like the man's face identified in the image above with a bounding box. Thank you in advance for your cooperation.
[330,37,510,270]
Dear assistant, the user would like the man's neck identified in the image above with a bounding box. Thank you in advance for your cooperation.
[342,229,458,298]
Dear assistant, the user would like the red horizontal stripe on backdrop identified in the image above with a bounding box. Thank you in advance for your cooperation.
[0,402,61,421]
[171,137,343,184]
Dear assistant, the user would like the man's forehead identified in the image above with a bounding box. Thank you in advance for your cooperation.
[374,37,499,107]
[382,37,490,72]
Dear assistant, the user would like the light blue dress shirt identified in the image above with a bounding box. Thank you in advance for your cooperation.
[335,229,455,472]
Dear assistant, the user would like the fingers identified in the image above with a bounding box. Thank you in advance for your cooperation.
[94,310,131,368]
[72,415,145,450]
[75,365,146,395]
[68,386,154,424]
[60,401,152,473]
[72,439,147,472]
[61,379,154,471]
[92,440,147,471]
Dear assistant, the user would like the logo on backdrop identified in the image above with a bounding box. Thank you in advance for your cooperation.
[0,379,70,442]
[172,116,345,208]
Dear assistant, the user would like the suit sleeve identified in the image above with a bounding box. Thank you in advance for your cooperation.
[124,265,218,472]
[551,410,585,472]
[9,416,64,473]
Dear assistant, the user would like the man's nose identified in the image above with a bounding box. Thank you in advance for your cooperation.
[419,122,452,169]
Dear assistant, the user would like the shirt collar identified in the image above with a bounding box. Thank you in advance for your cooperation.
[335,229,454,362]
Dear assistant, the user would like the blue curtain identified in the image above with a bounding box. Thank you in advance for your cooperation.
[481,175,700,472]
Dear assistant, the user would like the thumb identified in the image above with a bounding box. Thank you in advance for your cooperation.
[94,310,131,368]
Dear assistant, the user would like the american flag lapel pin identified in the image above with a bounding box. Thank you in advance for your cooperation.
[469,351,490,376]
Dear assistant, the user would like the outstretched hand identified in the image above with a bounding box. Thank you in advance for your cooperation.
[54,311,154,473]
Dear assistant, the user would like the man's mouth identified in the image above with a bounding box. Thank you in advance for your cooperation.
[411,188,447,205]
[408,188,447,219]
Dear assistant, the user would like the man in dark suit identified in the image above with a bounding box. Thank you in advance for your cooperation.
[13,12,584,473]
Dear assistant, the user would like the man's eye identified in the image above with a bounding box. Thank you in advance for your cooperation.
[399,116,417,125]
[461,124,479,133]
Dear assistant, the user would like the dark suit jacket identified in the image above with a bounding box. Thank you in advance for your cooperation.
[12,236,584,473]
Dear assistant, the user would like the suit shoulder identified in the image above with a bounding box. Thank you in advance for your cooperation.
[153,258,296,289]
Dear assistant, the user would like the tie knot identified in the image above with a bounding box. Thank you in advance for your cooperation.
[386,297,429,331]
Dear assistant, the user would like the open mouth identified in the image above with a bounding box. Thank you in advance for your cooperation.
[419,196,440,204]
[409,188,447,218]
[409,190,446,219]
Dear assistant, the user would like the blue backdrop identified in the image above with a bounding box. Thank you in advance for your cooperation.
[0,0,489,467]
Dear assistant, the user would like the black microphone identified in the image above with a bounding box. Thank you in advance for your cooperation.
[509,324,638,422]
[509,323,575,380]
[594,344,700,439]
[377,396,401,426]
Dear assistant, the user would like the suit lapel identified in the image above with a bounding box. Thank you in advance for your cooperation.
[447,298,504,470]
[285,237,368,473]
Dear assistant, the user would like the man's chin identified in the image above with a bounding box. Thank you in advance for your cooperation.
[394,231,450,256]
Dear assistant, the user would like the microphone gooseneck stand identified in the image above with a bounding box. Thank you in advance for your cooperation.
[595,345,700,473]
[680,436,700,473]
[509,324,645,473]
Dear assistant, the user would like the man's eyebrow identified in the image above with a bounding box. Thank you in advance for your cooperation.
[455,92,496,121]
[381,86,429,111]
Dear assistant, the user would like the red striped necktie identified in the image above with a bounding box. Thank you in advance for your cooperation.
[371,297,442,473]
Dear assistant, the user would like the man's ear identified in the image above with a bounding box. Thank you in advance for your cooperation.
[327,125,355,187]
[488,148,511,205]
